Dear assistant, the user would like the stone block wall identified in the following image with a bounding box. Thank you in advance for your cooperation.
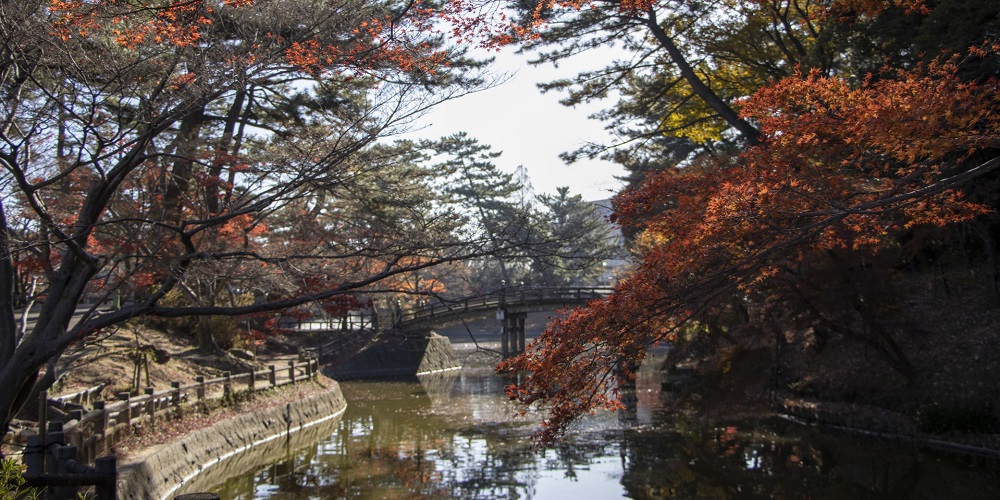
[118,385,347,500]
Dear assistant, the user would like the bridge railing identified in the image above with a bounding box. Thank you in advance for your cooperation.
[399,286,614,325]
[277,287,615,335]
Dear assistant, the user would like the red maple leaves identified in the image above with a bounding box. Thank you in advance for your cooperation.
[500,47,1000,444]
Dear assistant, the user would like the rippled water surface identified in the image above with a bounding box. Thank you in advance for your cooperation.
[204,350,1000,499]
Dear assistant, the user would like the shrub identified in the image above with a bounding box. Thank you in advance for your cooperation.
[0,458,40,500]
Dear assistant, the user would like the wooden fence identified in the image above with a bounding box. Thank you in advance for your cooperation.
[23,423,117,500]
[42,357,320,467]
[51,383,105,410]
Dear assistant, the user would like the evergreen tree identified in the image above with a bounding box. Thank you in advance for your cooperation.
[532,187,619,287]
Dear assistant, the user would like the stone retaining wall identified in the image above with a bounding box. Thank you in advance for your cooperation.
[326,332,460,379]
[118,384,347,500]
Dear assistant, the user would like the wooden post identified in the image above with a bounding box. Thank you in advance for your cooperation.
[54,444,78,498]
[248,368,256,393]
[45,421,63,480]
[117,392,131,429]
[81,435,93,466]
[305,358,313,379]
[144,387,155,426]
[56,445,80,498]
[94,401,107,455]
[288,360,296,384]
[511,315,520,354]
[269,365,277,387]
[171,381,181,414]
[223,371,232,400]
[516,315,526,354]
[23,435,43,475]
[68,409,84,458]
[196,376,206,408]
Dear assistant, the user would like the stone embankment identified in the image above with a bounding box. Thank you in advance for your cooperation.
[325,332,461,379]
[118,385,347,500]
[113,330,460,498]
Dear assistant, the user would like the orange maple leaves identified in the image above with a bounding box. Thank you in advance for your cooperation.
[620,50,1000,297]
[49,0,219,48]
[741,55,1000,246]
[827,0,929,18]
[284,31,448,78]
[500,46,1000,444]
[47,0,452,83]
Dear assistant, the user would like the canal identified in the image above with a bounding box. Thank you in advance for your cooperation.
[194,347,1000,499]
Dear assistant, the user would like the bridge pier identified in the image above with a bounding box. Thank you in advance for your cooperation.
[501,312,528,358]
[501,315,509,356]
[514,314,526,354]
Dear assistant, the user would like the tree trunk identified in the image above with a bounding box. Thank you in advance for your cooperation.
[0,203,18,368]
[163,106,207,225]
[207,89,247,215]
[644,9,763,144]
[197,316,222,353]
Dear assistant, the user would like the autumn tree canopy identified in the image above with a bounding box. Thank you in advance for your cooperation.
[0,0,524,433]
[3,0,998,447]
[506,0,999,189]
[494,0,1000,443]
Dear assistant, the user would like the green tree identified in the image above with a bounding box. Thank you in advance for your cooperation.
[430,133,536,288]
[532,187,619,287]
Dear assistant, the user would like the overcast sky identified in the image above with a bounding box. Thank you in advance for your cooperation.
[401,46,627,202]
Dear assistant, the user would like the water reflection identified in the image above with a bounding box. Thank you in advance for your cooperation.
[210,351,1000,499]
[618,420,1000,499]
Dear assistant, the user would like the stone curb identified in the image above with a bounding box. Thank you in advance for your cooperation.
[118,384,347,500]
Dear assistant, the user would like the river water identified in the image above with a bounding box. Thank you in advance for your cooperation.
[201,348,1000,499]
